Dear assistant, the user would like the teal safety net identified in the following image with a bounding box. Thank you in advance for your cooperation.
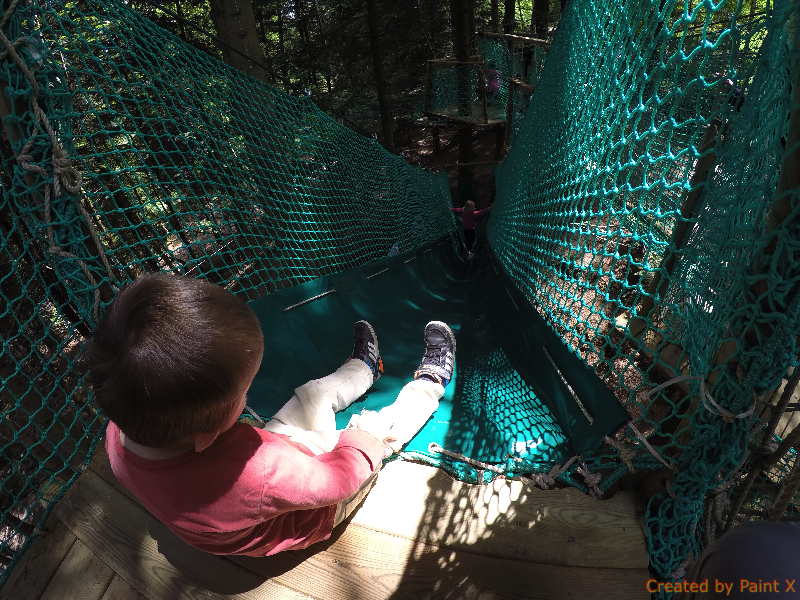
[0,0,799,592]
[476,33,512,121]
[0,0,453,582]
[426,58,505,124]
[490,0,800,584]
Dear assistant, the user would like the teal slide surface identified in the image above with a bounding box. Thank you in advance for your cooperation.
[247,232,629,473]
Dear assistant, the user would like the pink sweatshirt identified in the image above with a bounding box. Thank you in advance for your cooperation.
[105,421,384,556]
[451,206,492,230]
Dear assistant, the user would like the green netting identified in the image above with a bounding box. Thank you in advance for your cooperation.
[489,0,800,584]
[1,0,800,591]
[427,59,504,124]
[476,34,512,120]
[0,0,454,582]
[522,46,548,86]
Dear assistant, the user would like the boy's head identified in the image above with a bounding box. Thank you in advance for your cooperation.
[86,273,264,448]
[464,200,476,212]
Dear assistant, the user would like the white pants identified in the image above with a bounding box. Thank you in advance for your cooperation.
[262,359,444,455]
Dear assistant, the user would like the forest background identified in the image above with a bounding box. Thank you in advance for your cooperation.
[131,0,568,152]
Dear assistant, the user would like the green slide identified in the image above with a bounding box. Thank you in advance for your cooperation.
[247,231,629,473]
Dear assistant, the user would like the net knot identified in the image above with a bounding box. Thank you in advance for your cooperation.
[577,462,603,499]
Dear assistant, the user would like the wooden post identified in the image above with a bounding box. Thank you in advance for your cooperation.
[495,124,505,159]
[504,48,515,149]
[478,60,489,124]
[425,61,433,113]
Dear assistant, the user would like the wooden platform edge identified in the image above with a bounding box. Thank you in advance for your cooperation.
[59,455,650,600]
[0,520,77,600]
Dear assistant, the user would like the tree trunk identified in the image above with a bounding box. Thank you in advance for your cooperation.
[467,0,476,54]
[532,0,549,38]
[278,9,288,83]
[503,0,515,34]
[451,0,474,201]
[490,0,499,32]
[365,0,394,152]
[560,0,569,15]
[208,0,268,82]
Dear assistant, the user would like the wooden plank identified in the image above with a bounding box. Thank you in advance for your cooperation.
[429,56,482,65]
[422,111,504,129]
[444,160,503,168]
[478,31,551,48]
[0,519,77,600]
[347,461,649,569]
[100,575,147,600]
[233,522,650,600]
[510,78,536,93]
[85,439,647,597]
[40,539,115,600]
[53,469,312,600]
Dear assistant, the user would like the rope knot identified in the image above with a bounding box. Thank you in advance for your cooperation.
[578,462,603,499]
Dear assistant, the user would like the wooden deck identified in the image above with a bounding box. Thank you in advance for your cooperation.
[1,439,651,600]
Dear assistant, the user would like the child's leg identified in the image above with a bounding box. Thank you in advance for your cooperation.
[261,359,370,455]
[377,379,444,453]
[262,321,382,455]
[270,358,372,431]
[464,228,475,251]
[364,320,454,454]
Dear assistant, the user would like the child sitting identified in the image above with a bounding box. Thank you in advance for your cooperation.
[450,199,493,257]
[86,273,456,556]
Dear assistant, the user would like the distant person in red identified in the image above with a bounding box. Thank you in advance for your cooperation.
[486,66,502,96]
[450,200,493,257]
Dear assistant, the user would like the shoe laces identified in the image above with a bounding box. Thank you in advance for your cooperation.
[353,337,373,359]
[424,344,447,361]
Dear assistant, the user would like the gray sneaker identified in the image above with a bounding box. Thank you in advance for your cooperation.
[350,320,383,382]
[414,321,456,386]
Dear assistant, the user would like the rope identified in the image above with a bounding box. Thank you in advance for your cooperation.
[244,404,266,426]
[627,420,678,472]
[613,373,758,478]
[427,442,588,490]
[604,435,637,473]
[0,4,118,323]
[577,461,603,498]
[641,374,756,423]
[427,443,506,474]
[522,455,580,490]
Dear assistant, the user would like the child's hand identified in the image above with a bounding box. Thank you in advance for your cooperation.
[352,410,397,446]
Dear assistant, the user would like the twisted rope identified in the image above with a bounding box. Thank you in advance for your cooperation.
[426,442,587,490]
[522,455,581,490]
[577,462,603,499]
[0,3,117,323]
[427,443,506,474]
[604,434,637,473]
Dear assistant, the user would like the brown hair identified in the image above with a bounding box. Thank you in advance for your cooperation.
[86,273,264,447]
[464,200,476,212]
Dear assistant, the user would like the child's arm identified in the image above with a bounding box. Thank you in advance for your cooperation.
[260,430,385,516]
[474,204,494,216]
[449,207,463,213]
